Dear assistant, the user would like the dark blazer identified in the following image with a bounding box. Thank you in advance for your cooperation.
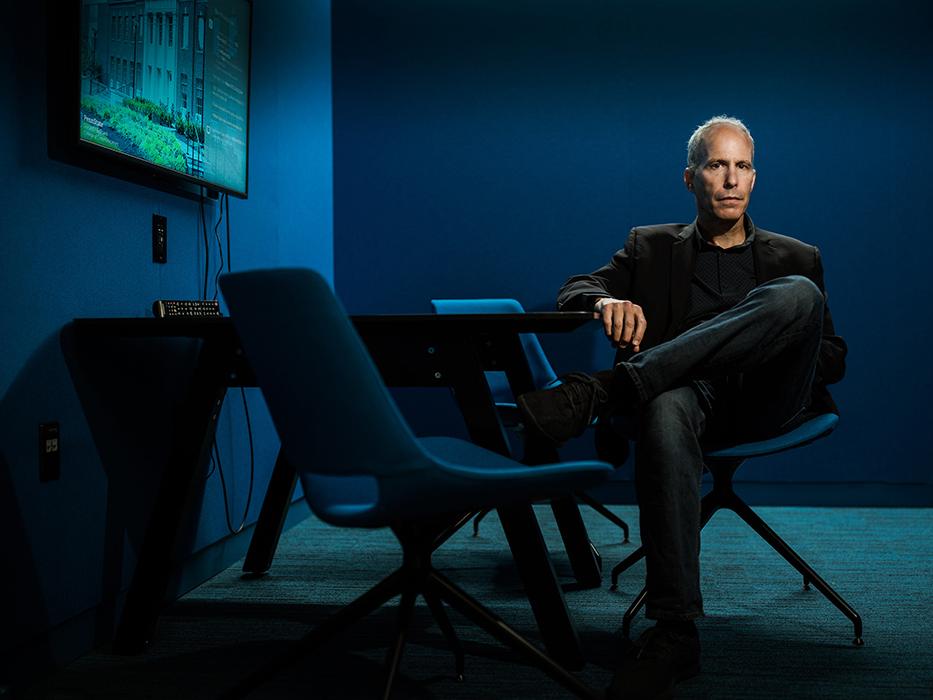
[556,218,847,415]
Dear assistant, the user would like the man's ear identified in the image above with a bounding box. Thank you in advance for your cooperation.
[684,168,694,191]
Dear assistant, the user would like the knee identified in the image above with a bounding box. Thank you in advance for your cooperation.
[764,275,824,323]
[641,387,705,437]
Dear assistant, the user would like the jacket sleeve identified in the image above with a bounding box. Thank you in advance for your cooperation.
[812,246,847,385]
[557,229,638,311]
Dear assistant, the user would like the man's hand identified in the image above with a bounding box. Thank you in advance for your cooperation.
[593,298,647,351]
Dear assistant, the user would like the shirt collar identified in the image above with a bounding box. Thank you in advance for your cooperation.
[694,214,756,251]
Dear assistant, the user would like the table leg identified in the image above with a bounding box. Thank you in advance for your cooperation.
[497,504,585,670]
[499,334,602,590]
[525,436,602,589]
[242,449,298,575]
[550,497,602,589]
[446,345,585,668]
[113,340,229,654]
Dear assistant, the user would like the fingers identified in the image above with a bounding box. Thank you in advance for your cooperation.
[631,306,647,350]
[600,300,647,351]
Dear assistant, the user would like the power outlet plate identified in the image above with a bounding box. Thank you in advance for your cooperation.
[39,422,60,482]
[152,214,167,263]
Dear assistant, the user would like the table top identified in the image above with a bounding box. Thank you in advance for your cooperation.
[73,311,595,338]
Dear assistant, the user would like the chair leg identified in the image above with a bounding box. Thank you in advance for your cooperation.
[427,570,601,700]
[472,508,492,536]
[621,584,648,639]
[727,496,864,646]
[609,545,645,590]
[219,569,406,699]
[382,587,419,700]
[433,510,476,549]
[422,587,465,681]
[576,491,630,543]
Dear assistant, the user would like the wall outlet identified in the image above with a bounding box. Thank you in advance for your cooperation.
[39,422,60,482]
[152,214,167,263]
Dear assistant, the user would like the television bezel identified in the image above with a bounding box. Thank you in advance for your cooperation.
[48,0,253,201]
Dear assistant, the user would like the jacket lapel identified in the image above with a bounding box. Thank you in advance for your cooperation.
[752,229,780,283]
[669,221,697,331]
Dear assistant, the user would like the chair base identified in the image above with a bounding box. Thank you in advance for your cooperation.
[219,527,601,700]
[472,491,630,544]
[576,491,630,543]
[610,460,863,646]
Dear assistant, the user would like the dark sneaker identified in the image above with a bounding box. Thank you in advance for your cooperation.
[517,372,609,445]
[606,625,701,699]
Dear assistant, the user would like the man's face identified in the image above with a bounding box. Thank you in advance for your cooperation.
[684,125,756,224]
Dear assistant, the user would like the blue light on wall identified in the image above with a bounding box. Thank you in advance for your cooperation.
[332,0,933,502]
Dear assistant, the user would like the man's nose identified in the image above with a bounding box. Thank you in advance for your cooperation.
[724,166,739,187]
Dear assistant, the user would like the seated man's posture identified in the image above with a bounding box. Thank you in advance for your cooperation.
[517,116,846,699]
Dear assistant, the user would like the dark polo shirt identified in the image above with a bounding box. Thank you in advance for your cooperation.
[679,227,757,334]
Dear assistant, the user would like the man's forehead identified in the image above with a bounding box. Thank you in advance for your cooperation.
[701,126,754,159]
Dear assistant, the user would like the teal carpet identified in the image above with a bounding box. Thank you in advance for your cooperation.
[24,506,933,699]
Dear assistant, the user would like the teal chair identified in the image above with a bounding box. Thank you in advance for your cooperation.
[431,298,630,543]
[220,269,613,699]
[610,413,864,645]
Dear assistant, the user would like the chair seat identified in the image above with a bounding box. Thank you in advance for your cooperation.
[704,414,839,459]
[304,436,612,528]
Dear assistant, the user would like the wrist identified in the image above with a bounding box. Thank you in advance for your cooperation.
[593,297,622,312]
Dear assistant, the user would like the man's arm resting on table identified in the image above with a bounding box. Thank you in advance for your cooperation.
[556,230,646,350]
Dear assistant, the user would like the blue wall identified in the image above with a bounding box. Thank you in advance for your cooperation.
[332,0,933,503]
[0,0,331,680]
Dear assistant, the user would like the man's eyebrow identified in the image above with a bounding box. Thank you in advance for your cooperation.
[706,158,753,165]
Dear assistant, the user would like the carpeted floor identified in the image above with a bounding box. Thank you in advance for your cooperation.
[22,505,933,699]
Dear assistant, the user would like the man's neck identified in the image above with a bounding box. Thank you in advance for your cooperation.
[696,216,747,249]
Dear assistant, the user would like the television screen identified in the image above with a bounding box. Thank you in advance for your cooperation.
[67,0,251,198]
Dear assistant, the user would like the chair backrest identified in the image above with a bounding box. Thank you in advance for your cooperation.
[430,298,559,402]
[221,268,425,478]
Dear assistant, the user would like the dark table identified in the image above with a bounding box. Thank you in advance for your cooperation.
[72,312,600,668]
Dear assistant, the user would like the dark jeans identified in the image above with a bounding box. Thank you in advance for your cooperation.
[616,275,824,621]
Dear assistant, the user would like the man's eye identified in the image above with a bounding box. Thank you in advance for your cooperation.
[708,162,721,169]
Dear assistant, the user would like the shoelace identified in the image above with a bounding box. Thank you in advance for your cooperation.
[561,372,610,425]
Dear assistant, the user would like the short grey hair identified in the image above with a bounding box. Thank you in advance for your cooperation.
[686,116,754,173]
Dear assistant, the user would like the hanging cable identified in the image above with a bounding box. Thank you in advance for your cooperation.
[200,187,210,300]
[210,388,255,535]
[202,196,256,535]
[225,193,231,273]
[211,193,226,300]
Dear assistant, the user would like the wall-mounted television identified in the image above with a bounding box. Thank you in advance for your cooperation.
[49,0,252,199]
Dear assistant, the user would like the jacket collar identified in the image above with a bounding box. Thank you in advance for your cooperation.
[670,220,698,326]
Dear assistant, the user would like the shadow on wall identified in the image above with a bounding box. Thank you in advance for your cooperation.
[0,454,49,687]
[59,321,213,614]
[0,333,78,684]
[0,327,215,685]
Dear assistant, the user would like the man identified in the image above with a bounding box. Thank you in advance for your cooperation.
[517,116,846,699]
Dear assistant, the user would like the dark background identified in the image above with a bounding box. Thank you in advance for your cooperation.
[333,0,933,496]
